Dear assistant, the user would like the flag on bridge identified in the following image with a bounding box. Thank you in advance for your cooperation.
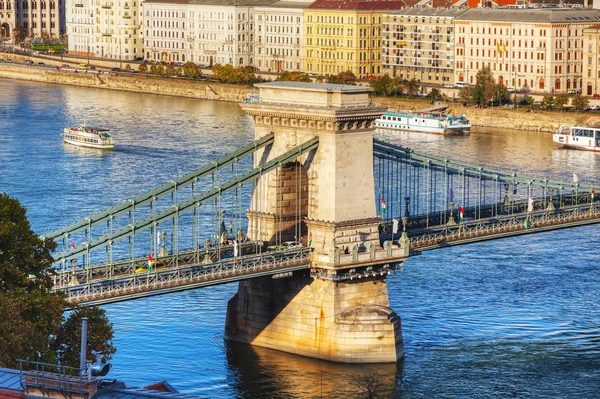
[381,198,387,214]
[148,254,153,272]
[70,242,75,249]
[392,218,399,234]
[233,240,238,258]
[573,173,579,183]
[229,220,233,234]
[592,189,596,202]
[459,206,464,222]
[308,232,312,247]
[527,197,534,213]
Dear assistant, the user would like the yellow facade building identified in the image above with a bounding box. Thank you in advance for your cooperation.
[583,24,600,97]
[303,0,408,79]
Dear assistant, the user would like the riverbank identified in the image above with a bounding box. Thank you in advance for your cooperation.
[0,60,596,131]
[373,97,594,133]
[0,62,253,102]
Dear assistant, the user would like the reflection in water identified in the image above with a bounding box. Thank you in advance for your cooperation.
[225,341,401,399]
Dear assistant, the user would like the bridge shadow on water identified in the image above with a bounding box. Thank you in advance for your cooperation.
[224,340,403,399]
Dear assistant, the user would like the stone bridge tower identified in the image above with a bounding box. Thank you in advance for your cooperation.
[225,82,408,363]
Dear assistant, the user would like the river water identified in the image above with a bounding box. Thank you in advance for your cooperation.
[1,80,599,398]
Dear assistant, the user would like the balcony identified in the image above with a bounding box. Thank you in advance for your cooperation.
[102,32,112,36]
[101,3,111,9]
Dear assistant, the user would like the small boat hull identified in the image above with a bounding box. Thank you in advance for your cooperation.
[375,112,471,136]
[61,135,114,149]
[61,124,114,149]
[553,125,600,151]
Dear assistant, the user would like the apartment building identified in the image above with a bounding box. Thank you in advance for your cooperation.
[143,0,187,62]
[66,0,93,56]
[67,0,143,60]
[454,8,600,94]
[303,0,409,79]
[1,0,65,40]
[382,8,466,85]
[253,0,311,73]
[583,24,600,96]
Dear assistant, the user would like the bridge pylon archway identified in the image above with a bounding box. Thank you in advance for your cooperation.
[226,82,407,363]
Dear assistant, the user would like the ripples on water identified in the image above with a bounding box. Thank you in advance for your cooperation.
[1,80,599,398]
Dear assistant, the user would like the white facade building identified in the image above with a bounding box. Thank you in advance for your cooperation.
[253,1,309,73]
[66,0,143,61]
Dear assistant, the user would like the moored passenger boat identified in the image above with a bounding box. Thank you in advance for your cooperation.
[553,124,600,151]
[375,111,471,135]
[61,124,114,149]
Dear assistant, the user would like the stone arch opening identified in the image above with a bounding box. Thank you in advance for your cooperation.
[498,75,504,85]
[555,78,561,91]
[539,78,545,90]
[1,23,9,38]
[588,83,593,96]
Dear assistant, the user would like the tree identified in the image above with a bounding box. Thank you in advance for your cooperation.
[554,94,569,111]
[138,63,148,73]
[572,94,589,111]
[182,62,199,78]
[370,75,391,96]
[326,70,357,85]
[404,78,420,97]
[277,71,311,82]
[0,194,115,369]
[124,64,131,71]
[458,85,472,103]
[55,307,116,369]
[542,95,554,110]
[426,88,442,101]
[472,66,495,105]
[492,84,509,105]
[12,26,26,44]
[390,77,404,97]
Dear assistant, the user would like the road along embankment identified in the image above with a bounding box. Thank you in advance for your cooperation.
[0,62,254,102]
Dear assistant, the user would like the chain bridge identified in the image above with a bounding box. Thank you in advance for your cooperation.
[43,82,600,364]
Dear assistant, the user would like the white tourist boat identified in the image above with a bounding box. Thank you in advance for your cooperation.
[61,124,114,149]
[375,111,471,135]
[553,124,600,151]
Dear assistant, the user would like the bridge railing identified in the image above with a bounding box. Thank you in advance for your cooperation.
[408,203,600,251]
[55,247,312,307]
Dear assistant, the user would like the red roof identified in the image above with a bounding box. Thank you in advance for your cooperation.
[466,0,518,6]
[308,0,417,10]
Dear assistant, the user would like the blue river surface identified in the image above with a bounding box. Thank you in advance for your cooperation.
[1,79,600,398]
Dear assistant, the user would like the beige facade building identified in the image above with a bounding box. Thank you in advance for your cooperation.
[583,24,600,97]
[143,0,187,62]
[1,0,65,41]
[253,1,310,73]
[454,8,600,94]
[382,8,466,86]
[67,0,143,61]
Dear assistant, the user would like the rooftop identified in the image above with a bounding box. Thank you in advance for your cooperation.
[256,81,372,92]
[308,0,416,10]
[389,8,468,17]
[456,8,600,23]
[0,368,21,392]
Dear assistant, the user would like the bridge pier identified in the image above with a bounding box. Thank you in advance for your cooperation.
[226,82,407,363]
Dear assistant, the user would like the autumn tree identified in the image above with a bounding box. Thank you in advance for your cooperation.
[138,63,148,73]
[554,94,569,111]
[277,71,311,82]
[571,94,589,111]
[182,61,199,78]
[326,70,357,85]
[542,95,554,109]
[12,27,26,44]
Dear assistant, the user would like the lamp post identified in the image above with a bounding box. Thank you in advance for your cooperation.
[119,38,122,69]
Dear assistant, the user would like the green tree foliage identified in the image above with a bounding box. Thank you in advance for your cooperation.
[520,95,534,106]
[492,84,510,105]
[55,307,116,369]
[326,70,357,85]
[571,94,589,111]
[182,62,199,78]
[554,94,569,111]
[138,64,148,73]
[0,194,115,369]
[404,78,420,97]
[12,27,26,43]
[542,95,554,109]
[390,77,404,97]
[472,66,495,105]
[369,75,391,96]
[426,88,442,101]
[165,64,177,76]
[277,71,311,82]
[458,86,472,103]
[150,64,165,75]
